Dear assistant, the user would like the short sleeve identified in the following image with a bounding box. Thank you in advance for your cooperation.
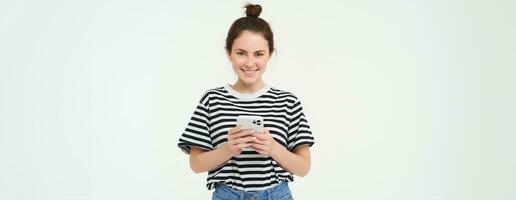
[287,98,315,151]
[178,92,213,154]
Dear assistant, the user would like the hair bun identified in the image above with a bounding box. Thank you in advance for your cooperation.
[245,3,262,18]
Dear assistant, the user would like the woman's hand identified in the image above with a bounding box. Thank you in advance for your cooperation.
[225,127,255,156]
[250,128,279,156]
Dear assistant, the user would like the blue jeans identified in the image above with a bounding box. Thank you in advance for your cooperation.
[211,181,294,200]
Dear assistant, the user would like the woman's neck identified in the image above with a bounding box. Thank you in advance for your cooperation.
[231,79,265,94]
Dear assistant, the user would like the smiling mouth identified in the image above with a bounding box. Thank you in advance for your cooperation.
[241,68,258,76]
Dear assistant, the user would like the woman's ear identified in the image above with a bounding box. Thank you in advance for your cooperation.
[226,50,232,61]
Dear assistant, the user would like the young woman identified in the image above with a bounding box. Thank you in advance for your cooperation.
[178,3,315,200]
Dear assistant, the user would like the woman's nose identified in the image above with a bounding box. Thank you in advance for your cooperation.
[245,56,256,67]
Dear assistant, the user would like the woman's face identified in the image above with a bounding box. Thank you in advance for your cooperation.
[228,31,270,86]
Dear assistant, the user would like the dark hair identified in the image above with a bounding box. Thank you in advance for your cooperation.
[225,3,274,54]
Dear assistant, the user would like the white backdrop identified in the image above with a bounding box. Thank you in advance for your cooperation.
[1,0,515,199]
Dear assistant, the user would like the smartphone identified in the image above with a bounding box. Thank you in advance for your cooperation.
[236,115,264,133]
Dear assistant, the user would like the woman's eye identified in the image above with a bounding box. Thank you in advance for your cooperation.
[255,53,263,57]
[236,52,245,56]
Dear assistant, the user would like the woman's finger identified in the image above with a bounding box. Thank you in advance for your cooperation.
[253,132,270,141]
[236,137,254,145]
[231,130,254,139]
[228,127,243,135]
[251,143,266,151]
[252,137,264,144]
[228,130,248,141]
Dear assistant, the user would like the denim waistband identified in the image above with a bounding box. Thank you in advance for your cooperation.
[213,181,291,200]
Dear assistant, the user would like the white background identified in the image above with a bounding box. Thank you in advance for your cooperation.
[1,0,515,199]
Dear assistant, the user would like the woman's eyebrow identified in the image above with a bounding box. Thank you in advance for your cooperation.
[235,49,265,52]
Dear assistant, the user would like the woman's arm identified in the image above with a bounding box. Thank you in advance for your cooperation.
[189,127,255,173]
[270,144,311,177]
[251,129,312,177]
[189,145,232,173]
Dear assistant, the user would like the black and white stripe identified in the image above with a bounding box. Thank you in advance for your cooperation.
[178,85,315,191]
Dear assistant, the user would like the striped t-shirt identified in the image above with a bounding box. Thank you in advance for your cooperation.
[178,84,315,191]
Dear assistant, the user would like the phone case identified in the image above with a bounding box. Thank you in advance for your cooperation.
[236,115,264,133]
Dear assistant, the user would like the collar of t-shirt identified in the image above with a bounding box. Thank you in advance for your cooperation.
[224,84,271,100]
